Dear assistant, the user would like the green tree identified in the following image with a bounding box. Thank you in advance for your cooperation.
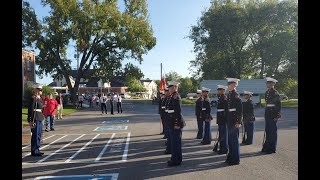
[126,77,146,92]
[179,77,193,98]
[23,0,156,103]
[165,71,182,82]
[189,0,297,96]
[189,0,255,79]
[42,86,55,97]
[22,1,41,48]
[122,63,144,80]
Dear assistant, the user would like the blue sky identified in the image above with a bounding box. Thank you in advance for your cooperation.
[27,0,212,85]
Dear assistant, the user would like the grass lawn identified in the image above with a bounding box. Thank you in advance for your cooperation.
[181,98,196,106]
[22,107,79,122]
[63,107,79,115]
[261,99,298,108]
[22,115,28,123]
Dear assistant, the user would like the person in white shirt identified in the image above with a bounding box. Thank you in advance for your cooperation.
[100,94,108,114]
[78,95,84,108]
[95,95,100,107]
[115,92,123,113]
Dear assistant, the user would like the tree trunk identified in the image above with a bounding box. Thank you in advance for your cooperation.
[259,56,265,79]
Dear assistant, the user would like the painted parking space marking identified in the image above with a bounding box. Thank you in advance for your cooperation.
[37,134,86,163]
[34,173,119,180]
[94,126,128,131]
[95,133,116,162]
[22,135,68,158]
[22,133,131,164]
[22,135,56,150]
[122,132,131,161]
[65,134,100,163]
[102,119,129,123]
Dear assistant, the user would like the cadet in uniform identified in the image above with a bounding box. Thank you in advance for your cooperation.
[195,89,204,139]
[213,85,228,154]
[200,87,212,145]
[163,87,171,153]
[159,90,165,136]
[242,91,255,145]
[167,81,185,166]
[262,77,281,154]
[27,85,45,156]
[225,78,242,165]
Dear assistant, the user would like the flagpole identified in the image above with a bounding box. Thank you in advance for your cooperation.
[161,63,162,80]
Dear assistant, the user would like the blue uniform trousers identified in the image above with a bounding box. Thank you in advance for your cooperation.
[196,118,204,138]
[31,120,43,154]
[169,128,182,163]
[244,121,254,144]
[226,124,240,163]
[202,121,212,142]
[218,123,228,152]
[263,118,277,152]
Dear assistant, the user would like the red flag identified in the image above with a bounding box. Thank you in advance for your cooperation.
[160,76,166,91]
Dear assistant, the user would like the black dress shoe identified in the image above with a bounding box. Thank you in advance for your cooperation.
[45,129,49,132]
[217,150,228,154]
[228,161,240,166]
[50,128,55,131]
[160,132,164,135]
[201,141,211,145]
[164,150,171,154]
[266,150,276,154]
[196,136,203,139]
[31,153,44,156]
[167,161,181,167]
[162,136,166,139]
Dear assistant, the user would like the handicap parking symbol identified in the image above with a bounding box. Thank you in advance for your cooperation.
[94,126,128,131]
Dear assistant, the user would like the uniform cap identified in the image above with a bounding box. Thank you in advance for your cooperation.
[226,78,240,83]
[217,85,227,90]
[244,91,253,95]
[265,77,278,83]
[201,87,211,92]
[167,81,180,87]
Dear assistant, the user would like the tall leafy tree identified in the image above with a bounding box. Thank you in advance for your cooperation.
[22,1,41,48]
[165,71,182,82]
[122,63,144,80]
[179,77,193,98]
[189,0,297,96]
[23,0,156,102]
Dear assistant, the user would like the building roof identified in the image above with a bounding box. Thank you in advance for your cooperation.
[48,82,57,87]
[140,80,153,83]
[110,76,126,87]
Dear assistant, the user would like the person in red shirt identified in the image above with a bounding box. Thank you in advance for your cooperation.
[43,93,58,131]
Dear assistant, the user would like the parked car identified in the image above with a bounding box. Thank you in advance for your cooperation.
[120,93,131,99]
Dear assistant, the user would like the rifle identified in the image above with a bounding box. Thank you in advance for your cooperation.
[212,129,219,152]
[242,123,246,144]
